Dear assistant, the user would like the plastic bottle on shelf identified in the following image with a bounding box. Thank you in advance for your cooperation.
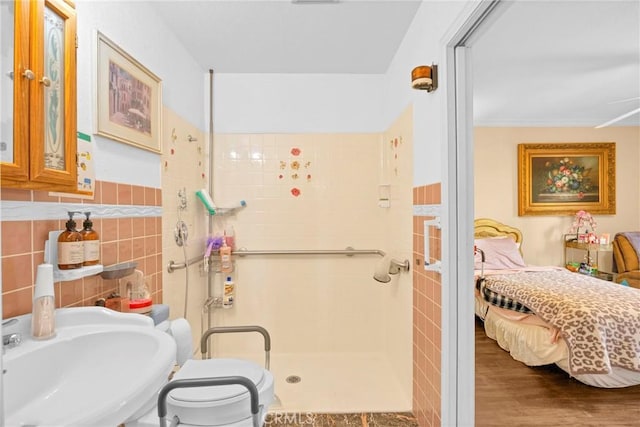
[80,212,100,266]
[225,226,235,250]
[220,237,233,273]
[223,276,235,309]
[57,212,83,270]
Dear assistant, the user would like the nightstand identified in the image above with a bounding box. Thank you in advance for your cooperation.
[564,235,615,280]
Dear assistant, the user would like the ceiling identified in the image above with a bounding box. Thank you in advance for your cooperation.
[150,0,640,127]
[150,0,422,74]
[472,1,640,127]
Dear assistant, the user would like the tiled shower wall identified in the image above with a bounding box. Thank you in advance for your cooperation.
[1,182,162,319]
[160,107,207,349]
[412,183,442,427]
[210,132,391,354]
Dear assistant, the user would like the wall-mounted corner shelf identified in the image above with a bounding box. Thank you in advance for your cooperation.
[378,184,390,208]
[44,230,103,282]
[208,201,247,216]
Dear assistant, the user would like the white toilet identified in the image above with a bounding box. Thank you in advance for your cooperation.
[126,315,274,427]
[161,358,274,426]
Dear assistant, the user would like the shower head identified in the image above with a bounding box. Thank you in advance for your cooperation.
[373,255,410,283]
[374,257,392,283]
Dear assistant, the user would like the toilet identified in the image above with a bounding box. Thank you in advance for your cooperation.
[126,308,274,427]
[162,358,274,426]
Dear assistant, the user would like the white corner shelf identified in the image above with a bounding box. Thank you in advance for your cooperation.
[207,205,248,216]
[45,230,103,282]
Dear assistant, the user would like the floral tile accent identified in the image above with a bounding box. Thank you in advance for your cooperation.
[390,136,403,176]
[277,147,313,196]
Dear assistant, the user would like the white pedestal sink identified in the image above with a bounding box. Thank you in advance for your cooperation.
[2,307,176,427]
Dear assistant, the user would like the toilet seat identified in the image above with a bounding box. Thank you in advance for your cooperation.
[166,358,274,426]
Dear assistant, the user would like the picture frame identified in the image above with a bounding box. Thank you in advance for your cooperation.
[96,31,162,154]
[517,142,615,216]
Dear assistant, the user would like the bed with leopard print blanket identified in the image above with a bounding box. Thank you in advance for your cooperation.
[482,268,640,376]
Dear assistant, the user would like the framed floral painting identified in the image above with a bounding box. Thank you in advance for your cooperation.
[517,143,616,216]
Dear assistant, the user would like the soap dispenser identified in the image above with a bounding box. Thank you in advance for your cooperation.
[31,263,56,340]
[57,211,83,270]
[80,211,100,266]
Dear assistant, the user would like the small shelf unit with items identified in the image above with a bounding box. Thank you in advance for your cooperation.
[563,234,615,281]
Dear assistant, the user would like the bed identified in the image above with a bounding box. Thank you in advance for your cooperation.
[474,218,640,388]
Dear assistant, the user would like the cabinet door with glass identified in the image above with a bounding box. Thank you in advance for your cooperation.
[1,0,77,191]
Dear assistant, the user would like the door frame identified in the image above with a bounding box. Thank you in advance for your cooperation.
[442,1,506,425]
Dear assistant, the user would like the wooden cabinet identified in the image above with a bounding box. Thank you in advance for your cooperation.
[1,0,77,191]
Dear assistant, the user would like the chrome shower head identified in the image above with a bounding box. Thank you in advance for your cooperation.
[373,256,410,283]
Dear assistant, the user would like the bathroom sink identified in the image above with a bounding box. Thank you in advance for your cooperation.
[3,307,176,427]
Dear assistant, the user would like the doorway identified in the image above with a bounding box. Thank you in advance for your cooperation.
[446,0,640,425]
[443,1,506,425]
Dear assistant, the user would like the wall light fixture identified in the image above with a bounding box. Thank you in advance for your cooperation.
[411,64,438,92]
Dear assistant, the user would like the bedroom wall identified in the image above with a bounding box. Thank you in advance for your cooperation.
[474,126,640,267]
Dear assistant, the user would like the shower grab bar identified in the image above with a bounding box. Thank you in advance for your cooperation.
[157,376,261,427]
[167,255,203,273]
[201,325,271,370]
[233,247,386,257]
[167,247,386,273]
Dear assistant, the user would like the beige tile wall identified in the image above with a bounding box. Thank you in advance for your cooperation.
[380,105,414,406]
[209,132,390,355]
[412,183,442,427]
[160,108,208,347]
[1,181,163,319]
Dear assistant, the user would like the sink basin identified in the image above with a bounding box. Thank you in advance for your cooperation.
[3,307,176,426]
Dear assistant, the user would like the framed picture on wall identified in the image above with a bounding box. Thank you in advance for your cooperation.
[96,31,162,154]
[518,142,616,216]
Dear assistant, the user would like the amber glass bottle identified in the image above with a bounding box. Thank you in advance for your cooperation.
[58,212,83,270]
[80,212,100,266]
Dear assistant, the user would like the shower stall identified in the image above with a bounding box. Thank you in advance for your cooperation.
[200,121,415,413]
[159,71,416,414]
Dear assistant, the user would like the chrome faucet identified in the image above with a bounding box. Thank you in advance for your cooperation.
[3,333,21,349]
[2,318,22,353]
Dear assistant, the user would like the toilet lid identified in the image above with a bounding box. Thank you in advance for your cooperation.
[168,358,266,404]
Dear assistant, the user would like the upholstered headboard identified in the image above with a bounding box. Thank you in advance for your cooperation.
[474,218,523,249]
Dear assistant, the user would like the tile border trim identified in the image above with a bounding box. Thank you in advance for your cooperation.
[0,201,162,221]
[413,204,442,216]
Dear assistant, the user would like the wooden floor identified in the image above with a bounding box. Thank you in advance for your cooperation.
[475,317,640,426]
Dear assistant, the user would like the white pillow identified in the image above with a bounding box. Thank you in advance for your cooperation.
[474,236,526,270]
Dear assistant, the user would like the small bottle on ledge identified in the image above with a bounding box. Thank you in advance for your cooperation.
[31,264,56,340]
[58,212,83,270]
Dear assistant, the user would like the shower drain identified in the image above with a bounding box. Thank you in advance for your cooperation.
[285,375,302,384]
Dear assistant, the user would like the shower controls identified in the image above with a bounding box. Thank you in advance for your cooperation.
[174,220,189,247]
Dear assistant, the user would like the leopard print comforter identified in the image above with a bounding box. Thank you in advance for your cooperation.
[483,269,640,375]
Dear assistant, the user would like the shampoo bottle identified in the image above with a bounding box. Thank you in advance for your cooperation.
[224,226,236,251]
[31,264,56,340]
[223,276,235,308]
[58,212,83,270]
[80,212,100,266]
[220,238,233,273]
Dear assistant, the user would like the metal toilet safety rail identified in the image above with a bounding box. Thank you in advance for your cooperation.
[157,376,261,427]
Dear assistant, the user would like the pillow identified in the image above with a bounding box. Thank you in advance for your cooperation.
[474,236,526,270]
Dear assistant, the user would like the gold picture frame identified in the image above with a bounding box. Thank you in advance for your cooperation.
[96,31,162,153]
[518,142,615,216]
